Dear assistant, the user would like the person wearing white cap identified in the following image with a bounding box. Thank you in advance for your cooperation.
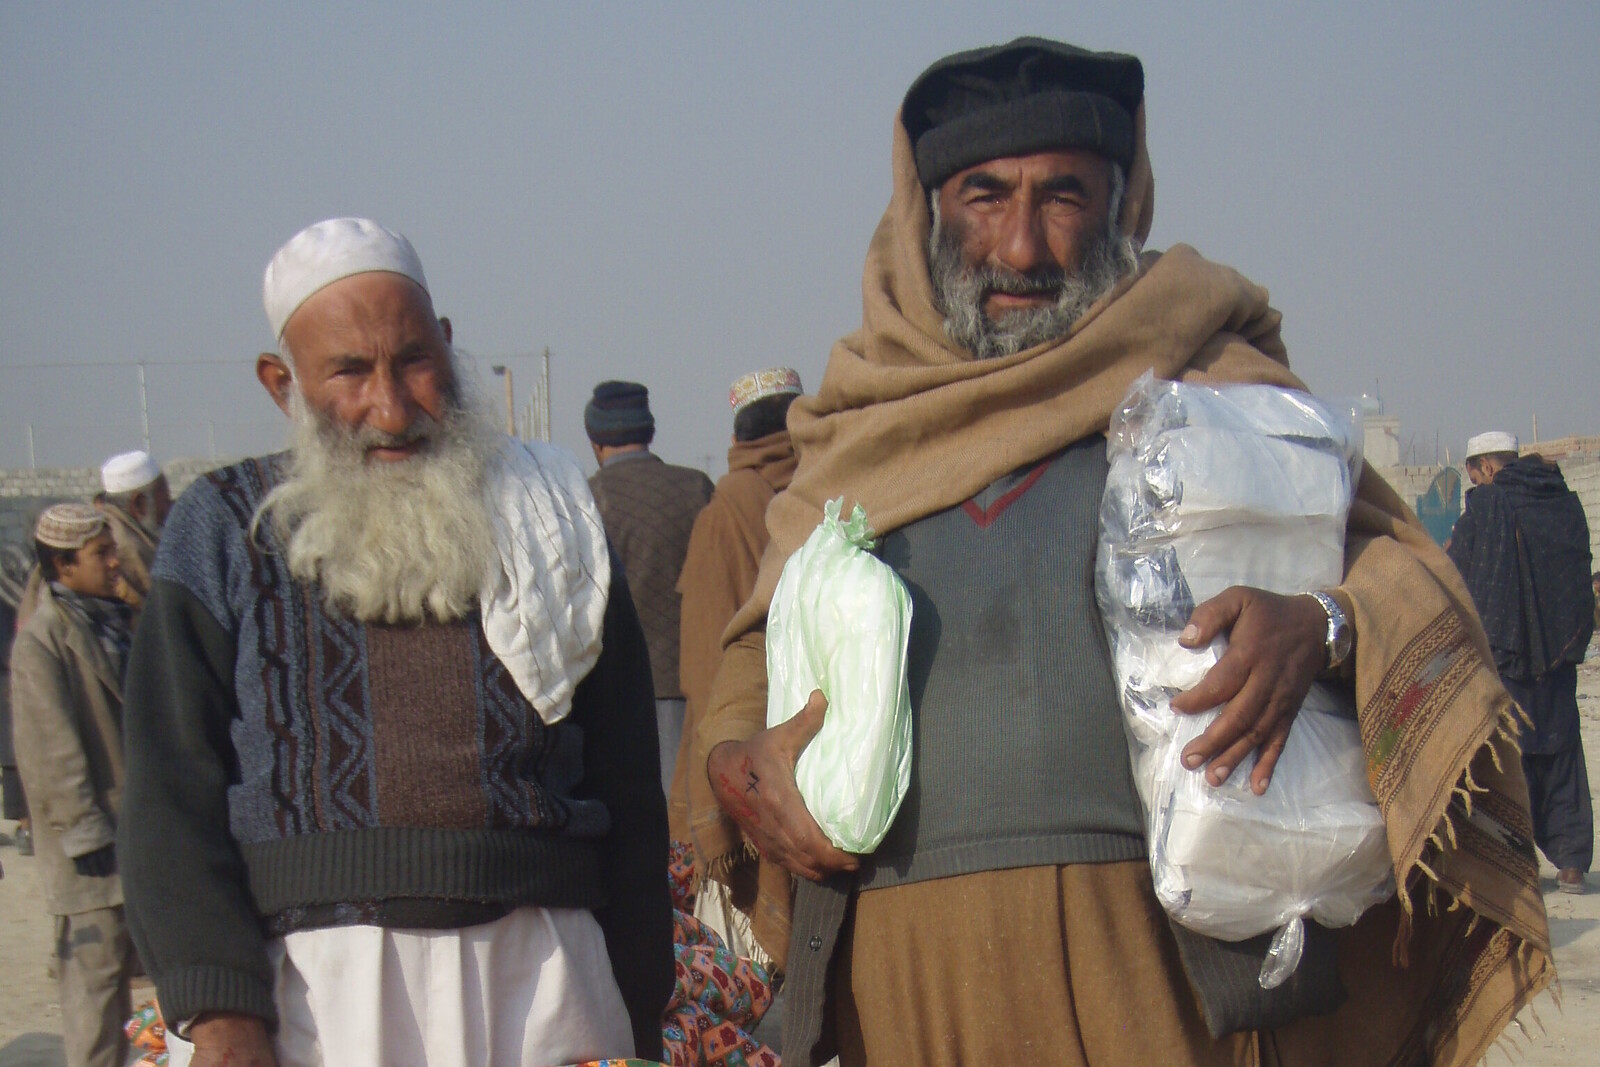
[1450,432,1594,894]
[117,218,671,1067]
[10,504,137,1067]
[97,449,172,610]
[1461,430,1520,486]
[670,367,801,958]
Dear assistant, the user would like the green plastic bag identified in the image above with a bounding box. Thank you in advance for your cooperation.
[765,498,914,853]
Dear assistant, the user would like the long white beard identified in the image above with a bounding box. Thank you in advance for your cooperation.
[255,389,502,624]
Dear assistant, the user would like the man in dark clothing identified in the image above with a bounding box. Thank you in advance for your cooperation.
[1449,430,1595,893]
[585,380,714,795]
[1,596,30,855]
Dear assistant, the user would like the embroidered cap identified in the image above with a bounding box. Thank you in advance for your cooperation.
[35,503,108,550]
[729,367,803,414]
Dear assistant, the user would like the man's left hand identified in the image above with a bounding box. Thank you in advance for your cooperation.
[1169,587,1329,795]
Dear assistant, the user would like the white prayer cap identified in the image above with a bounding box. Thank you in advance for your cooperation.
[1465,431,1519,459]
[262,217,429,340]
[101,450,162,494]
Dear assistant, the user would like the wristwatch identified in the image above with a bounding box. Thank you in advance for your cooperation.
[1308,591,1353,672]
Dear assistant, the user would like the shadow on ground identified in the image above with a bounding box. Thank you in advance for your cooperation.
[0,1033,62,1067]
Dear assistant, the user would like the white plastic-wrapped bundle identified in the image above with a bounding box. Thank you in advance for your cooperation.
[767,498,914,853]
[1096,373,1394,989]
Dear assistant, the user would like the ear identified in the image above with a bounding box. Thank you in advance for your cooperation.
[438,316,453,344]
[256,352,295,416]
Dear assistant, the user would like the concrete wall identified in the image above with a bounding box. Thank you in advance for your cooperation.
[0,458,225,587]
[1557,456,1600,568]
[1374,452,1600,568]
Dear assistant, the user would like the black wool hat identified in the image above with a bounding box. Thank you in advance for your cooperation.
[902,37,1144,189]
[584,380,655,446]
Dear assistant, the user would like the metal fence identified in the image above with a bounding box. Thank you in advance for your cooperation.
[0,349,553,470]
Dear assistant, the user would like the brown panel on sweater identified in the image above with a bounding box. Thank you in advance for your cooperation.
[367,619,488,830]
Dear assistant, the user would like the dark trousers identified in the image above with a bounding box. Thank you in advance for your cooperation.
[1,765,26,822]
[1522,741,1594,873]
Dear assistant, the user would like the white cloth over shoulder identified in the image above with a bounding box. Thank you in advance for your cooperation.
[480,438,611,725]
[163,907,633,1067]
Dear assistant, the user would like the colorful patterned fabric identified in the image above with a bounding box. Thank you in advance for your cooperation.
[662,911,779,1067]
[668,838,697,912]
[124,1000,169,1066]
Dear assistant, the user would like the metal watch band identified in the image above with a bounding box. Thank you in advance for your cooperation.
[1308,590,1350,671]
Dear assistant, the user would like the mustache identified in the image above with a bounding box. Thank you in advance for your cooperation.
[350,421,437,450]
[975,263,1069,302]
[311,409,444,455]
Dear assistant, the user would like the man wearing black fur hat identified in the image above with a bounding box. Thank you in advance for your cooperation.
[695,37,1550,1067]
[586,381,714,795]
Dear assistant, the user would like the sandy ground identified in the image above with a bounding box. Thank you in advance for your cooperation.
[1,662,1597,1065]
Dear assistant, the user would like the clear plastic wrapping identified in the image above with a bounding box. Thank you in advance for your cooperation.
[1095,373,1393,988]
[766,498,914,853]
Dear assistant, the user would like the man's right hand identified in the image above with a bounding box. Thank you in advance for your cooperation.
[705,689,859,883]
[187,1013,277,1067]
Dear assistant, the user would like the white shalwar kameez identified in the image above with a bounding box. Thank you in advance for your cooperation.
[164,906,634,1067]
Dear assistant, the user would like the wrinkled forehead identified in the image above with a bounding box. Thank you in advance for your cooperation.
[938,147,1115,196]
[281,271,442,360]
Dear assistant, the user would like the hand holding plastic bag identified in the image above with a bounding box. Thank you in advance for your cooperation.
[766,499,914,853]
[1096,374,1393,989]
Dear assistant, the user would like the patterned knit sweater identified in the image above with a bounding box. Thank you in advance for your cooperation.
[117,456,673,1056]
[589,452,714,698]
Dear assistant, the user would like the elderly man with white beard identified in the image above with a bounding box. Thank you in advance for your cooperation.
[117,218,673,1067]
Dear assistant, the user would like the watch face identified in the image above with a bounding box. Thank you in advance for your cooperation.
[1330,622,1353,664]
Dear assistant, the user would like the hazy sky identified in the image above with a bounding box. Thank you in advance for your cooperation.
[3,2,1596,478]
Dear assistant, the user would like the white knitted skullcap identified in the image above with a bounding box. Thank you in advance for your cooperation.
[263,217,429,340]
[101,450,161,494]
[1465,431,1519,459]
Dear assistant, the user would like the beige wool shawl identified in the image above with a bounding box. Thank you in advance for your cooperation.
[695,108,1552,1065]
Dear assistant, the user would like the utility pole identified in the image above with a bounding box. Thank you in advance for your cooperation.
[491,365,515,436]
[26,423,36,470]
[539,347,551,441]
[138,362,151,453]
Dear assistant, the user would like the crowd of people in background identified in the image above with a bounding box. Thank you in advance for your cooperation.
[0,33,1593,1067]
[3,452,170,1067]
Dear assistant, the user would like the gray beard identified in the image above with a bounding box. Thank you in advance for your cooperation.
[928,204,1140,360]
[254,377,501,624]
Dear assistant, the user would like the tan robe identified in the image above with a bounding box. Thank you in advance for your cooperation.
[98,504,157,610]
[671,431,796,861]
[696,103,1551,1066]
